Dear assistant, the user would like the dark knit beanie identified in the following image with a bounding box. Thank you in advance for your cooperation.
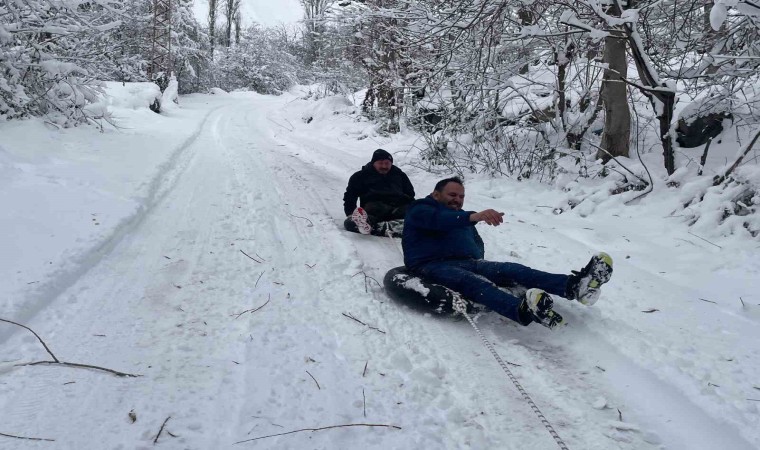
[371,149,393,163]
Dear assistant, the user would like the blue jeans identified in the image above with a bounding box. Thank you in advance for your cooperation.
[413,259,569,324]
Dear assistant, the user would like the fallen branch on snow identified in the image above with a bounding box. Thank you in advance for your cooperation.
[233,423,402,444]
[240,250,263,263]
[0,318,141,378]
[352,271,381,293]
[254,271,265,289]
[153,416,172,444]
[232,295,271,319]
[341,313,385,334]
[713,128,760,186]
[305,370,321,390]
[687,231,722,249]
[0,431,55,442]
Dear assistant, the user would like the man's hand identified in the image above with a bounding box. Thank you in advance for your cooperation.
[470,209,505,226]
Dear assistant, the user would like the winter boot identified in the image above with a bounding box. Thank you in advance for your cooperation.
[520,288,564,330]
[351,207,372,235]
[568,252,613,306]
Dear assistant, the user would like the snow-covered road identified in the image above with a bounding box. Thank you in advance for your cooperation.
[1,92,758,449]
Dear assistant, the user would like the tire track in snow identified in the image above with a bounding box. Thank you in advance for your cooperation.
[212,101,528,448]
[222,98,659,449]
[0,103,230,345]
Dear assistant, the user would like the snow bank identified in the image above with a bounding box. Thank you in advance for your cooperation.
[301,95,356,123]
[160,76,179,110]
[100,81,161,111]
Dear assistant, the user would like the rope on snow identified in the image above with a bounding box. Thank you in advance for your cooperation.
[451,296,570,450]
[385,230,570,450]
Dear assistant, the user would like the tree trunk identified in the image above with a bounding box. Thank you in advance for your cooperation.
[225,0,233,47]
[556,42,574,136]
[208,0,216,58]
[610,0,676,174]
[598,7,630,162]
[517,8,535,74]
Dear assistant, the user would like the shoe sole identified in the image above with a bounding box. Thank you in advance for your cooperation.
[525,289,564,330]
[351,207,372,235]
[587,252,613,289]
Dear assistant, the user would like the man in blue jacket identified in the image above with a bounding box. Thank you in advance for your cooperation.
[402,177,613,329]
[343,149,415,236]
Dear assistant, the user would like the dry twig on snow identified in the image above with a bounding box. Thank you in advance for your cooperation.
[0,318,141,378]
[254,271,265,288]
[351,271,382,293]
[240,250,263,263]
[232,295,271,319]
[306,370,321,390]
[153,416,172,444]
[0,431,55,442]
[341,313,386,334]
[0,318,58,361]
[233,423,402,444]
[687,231,722,249]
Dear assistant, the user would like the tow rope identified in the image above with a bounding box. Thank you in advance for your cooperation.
[386,230,570,450]
[452,296,570,450]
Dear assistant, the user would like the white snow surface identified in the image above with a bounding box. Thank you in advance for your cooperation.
[0,84,759,450]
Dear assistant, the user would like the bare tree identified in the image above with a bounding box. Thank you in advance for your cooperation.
[223,0,242,47]
[208,0,218,57]
[598,2,630,162]
[300,0,335,65]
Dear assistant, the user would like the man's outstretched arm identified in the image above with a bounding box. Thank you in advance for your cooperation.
[469,209,504,226]
[406,203,475,231]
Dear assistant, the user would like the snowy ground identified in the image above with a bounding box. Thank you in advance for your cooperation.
[1,86,758,450]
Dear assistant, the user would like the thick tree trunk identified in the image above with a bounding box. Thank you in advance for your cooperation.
[208,0,216,58]
[598,9,630,162]
[612,0,676,174]
[225,0,233,47]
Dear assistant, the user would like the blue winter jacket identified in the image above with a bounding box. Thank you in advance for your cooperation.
[402,196,485,269]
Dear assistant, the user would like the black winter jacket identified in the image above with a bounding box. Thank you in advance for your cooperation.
[343,164,415,216]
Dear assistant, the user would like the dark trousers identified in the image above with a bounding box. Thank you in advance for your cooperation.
[363,202,410,224]
[413,259,569,324]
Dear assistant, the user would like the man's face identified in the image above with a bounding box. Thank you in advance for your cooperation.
[373,159,392,175]
[432,182,465,210]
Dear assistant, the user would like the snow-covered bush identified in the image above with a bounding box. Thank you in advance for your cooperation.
[0,0,124,126]
[214,25,300,95]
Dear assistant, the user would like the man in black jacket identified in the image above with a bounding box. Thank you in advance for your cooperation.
[343,149,415,236]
